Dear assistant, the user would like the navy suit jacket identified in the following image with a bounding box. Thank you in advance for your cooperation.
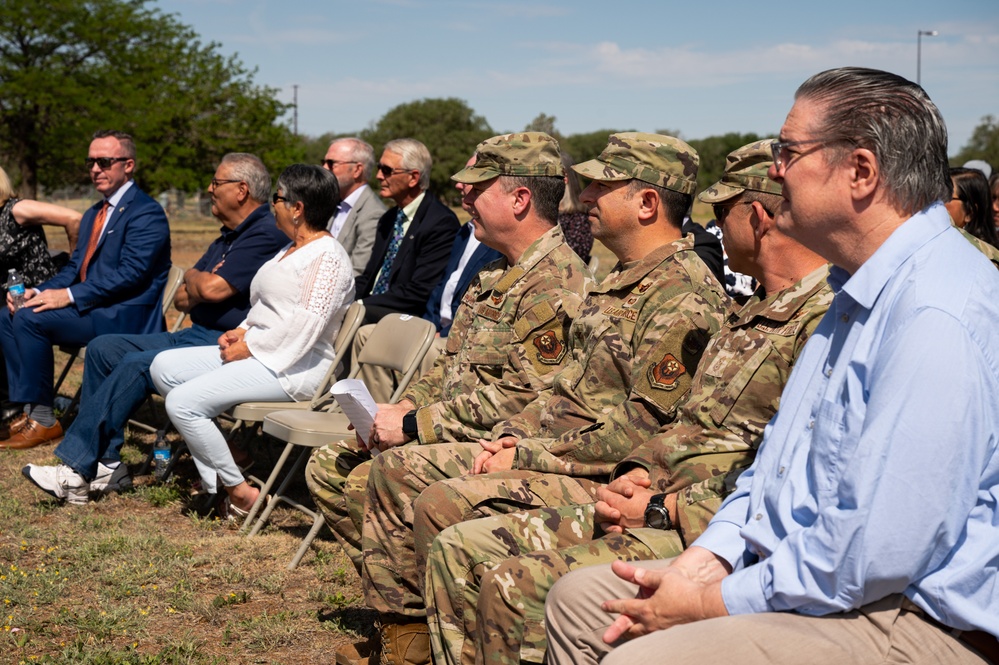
[40,183,171,336]
[424,222,502,336]
[356,191,460,324]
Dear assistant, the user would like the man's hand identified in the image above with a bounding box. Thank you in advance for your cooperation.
[472,436,518,474]
[7,288,36,313]
[24,288,70,312]
[595,468,657,534]
[369,400,416,451]
[173,284,192,312]
[601,548,731,643]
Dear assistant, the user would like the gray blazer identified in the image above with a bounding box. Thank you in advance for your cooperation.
[330,184,387,277]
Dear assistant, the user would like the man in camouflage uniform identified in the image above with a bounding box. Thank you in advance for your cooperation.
[318,132,589,663]
[422,140,834,665]
[358,133,729,665]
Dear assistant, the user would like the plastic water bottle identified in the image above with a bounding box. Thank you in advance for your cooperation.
[5,269,25,311]
[152,430,172,481]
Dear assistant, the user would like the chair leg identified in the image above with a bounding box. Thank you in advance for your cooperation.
[242,441,296,534]
[246,445,311,537]
[288,512,327,570]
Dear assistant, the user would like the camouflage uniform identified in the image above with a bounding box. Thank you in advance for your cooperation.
[305,133,589,571]
[421,140,836,665]
[361,134,730,623]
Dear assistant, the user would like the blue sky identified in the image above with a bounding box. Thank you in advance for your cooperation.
[155,0,998,156]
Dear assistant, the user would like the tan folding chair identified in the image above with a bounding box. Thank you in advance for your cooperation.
[55,264,186,426]
[250,313,436,569]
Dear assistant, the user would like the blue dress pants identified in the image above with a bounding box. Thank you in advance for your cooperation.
[54,325,220,480]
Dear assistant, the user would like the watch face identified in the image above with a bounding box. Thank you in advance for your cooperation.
[645,506,668,530]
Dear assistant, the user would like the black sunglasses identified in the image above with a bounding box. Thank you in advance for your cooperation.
[272,192,288,205]
[323,159,358,170]
[377,163,413,178]
[85,157,130,170]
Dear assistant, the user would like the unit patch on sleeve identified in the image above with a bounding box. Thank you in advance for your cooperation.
[649,353,686,391]
[533,330,567,365]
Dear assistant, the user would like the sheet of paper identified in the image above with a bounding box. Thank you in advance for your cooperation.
[330,378,378,449]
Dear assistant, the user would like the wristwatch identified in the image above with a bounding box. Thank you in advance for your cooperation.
[401,410,418,438]
[644,493,673,530]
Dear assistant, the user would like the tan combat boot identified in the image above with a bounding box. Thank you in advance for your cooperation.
[335,632,380,665]
[379,621,430,665]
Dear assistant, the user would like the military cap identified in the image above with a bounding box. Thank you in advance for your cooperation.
[698,139,783,204]
[572,132,699,195]
[452,132,563,183]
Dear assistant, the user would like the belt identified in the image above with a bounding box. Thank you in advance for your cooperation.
[901,599,999,664]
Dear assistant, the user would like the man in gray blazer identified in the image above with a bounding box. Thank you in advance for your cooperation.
[323,137,387,276]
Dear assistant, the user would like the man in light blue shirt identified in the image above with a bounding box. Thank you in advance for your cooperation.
[544,67,999,665]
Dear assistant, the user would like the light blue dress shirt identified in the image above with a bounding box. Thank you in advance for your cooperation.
[694,203,999,635]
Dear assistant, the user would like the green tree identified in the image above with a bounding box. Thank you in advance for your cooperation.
[524,113,562,141]
[561,129,632,164]
[952,115,999,169]
[361,98,492,205]
[0,0,297,198]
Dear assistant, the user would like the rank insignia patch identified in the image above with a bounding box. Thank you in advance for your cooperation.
[649,353,685,390]
[533,330,566,365]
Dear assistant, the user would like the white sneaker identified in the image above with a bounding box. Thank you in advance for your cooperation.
[22,464,89,505]
[90,462,132,495]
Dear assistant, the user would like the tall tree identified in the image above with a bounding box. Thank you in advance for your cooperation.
[687,132,766,193]
[0,0,297,198]
[952,115,999,169]
[361,98,492,205]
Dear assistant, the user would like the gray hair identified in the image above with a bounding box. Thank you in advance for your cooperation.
[384,138,432,191]
[220,153,271,203]
[331,137,376,181]
[795,67,950,215]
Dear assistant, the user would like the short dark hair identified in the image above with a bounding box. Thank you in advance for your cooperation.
[626,179,691,228]
[92,129,136,160]
[794,67,950,215]
[500,175,565,224]
[951,167,998,247]
[276,164,341,232]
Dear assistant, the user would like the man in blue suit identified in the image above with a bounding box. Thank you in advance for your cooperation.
[0,130,170,449]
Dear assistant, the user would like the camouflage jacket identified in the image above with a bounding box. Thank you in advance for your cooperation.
[618,265,832,547]
[403,225,590,444]
[498,235,730,478]
[959,227,999,269]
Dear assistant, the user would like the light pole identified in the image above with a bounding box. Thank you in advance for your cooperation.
[917,30,938,86]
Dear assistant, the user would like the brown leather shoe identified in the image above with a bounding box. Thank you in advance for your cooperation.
[0,412,29,439]
[379,621,430,665]
[0,418,63,450]
[335,633,380,665]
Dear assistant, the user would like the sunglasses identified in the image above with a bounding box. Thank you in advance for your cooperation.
[272,193,288,205]
[377,163,413,178]
[85,157,130,170]
[322,159,358,170]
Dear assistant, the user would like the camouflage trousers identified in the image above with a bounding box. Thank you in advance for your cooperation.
[425,504,684,665]
[361,441,601,620]
[304,442,374,573]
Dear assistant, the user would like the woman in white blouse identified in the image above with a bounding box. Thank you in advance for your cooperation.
[150,164,355,517]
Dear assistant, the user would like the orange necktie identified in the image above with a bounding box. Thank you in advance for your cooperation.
[80,200,109,281]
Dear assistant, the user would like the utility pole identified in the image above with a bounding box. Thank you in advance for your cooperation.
[293,84,299,136]
[917,30,938,86]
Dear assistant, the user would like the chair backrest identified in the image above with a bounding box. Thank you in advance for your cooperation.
[308,301,366,409]
[354,313,437,404]
[162,264,185,315]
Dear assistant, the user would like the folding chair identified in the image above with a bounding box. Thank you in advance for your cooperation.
[251,313,436,569]
[55,264,186,426]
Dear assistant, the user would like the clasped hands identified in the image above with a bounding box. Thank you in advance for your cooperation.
[218,328,251,363]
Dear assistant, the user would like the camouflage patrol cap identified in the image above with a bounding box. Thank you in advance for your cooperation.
[698,139,783,204]
[572,132,699,195]
[452,132,564,184]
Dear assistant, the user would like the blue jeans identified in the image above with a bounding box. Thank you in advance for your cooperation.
[55,325,220,480]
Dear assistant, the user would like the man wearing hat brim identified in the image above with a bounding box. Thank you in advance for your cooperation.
[362,132,730,665]
[424,139,834,665]
[323,131,590,665]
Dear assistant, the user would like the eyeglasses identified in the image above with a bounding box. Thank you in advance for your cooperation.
[272,193,289,205]
[712,201,753,224]
[322,159,358,170]
[85,157,130,170]
[770,138,847,171]
[210,178,242,189]
[377,163,413,178]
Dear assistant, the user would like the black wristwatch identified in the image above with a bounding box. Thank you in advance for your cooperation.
[644,493,673,530]
[401,410,418,438]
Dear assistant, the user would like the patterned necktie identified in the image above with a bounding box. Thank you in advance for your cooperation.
[371,208,407,295]
[80,200,110,281]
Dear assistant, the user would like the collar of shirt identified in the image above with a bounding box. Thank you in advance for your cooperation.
[340,183,367,213]
[400,191,426,227]
[103,179,134,214]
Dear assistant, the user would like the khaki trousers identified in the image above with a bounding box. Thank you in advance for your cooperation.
[544,559,990,665]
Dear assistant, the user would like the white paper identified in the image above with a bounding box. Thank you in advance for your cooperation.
[329,378,378,449]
